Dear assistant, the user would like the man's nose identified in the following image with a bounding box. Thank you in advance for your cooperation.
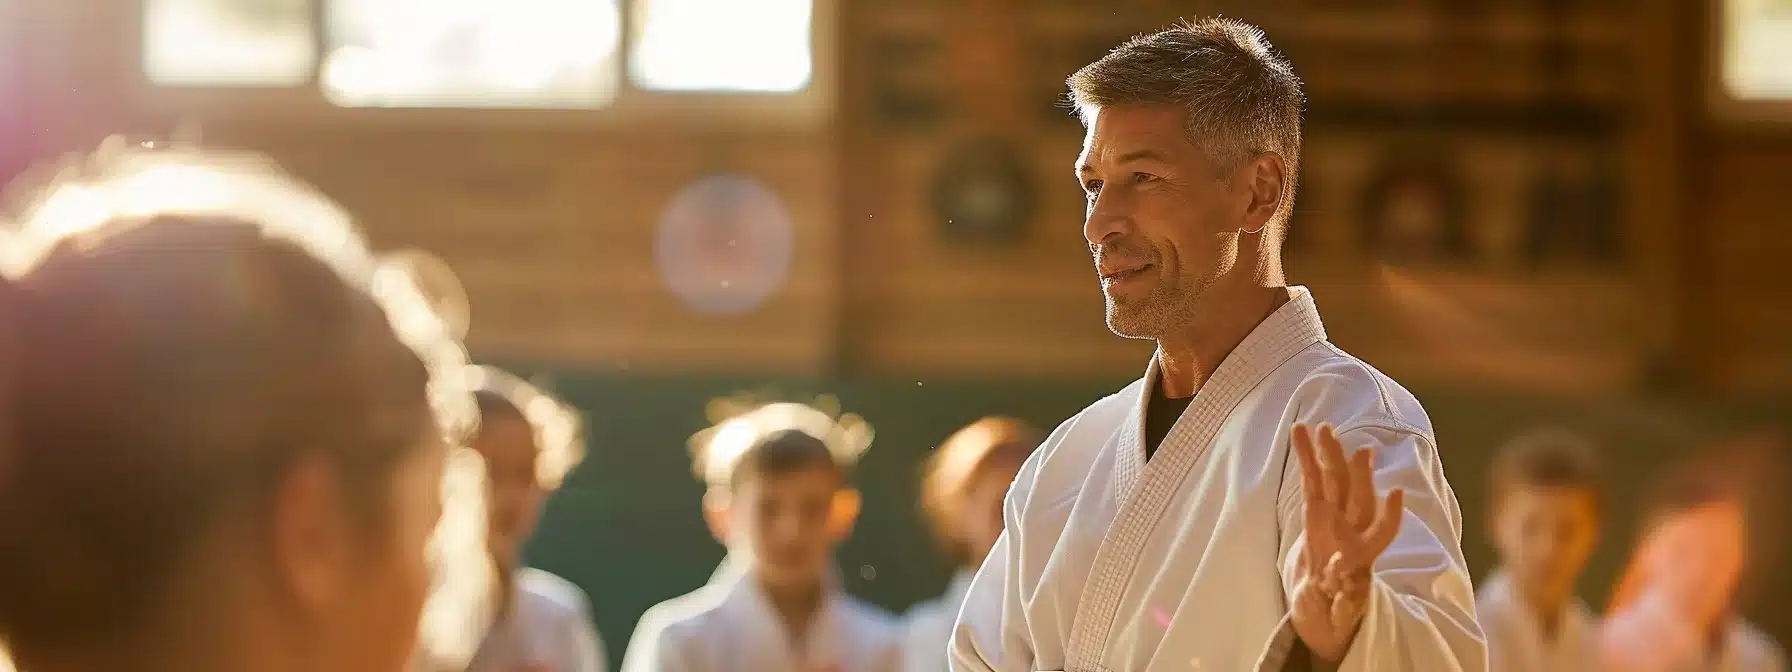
[1083,188,1132,247]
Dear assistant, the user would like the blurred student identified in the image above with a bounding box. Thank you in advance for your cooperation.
[464,367,608,672]
[0,144,488,672]
[903,418,1038,672]
[622,402,900,672]
[1476,429,1602,672]
[1602,460,1787,672]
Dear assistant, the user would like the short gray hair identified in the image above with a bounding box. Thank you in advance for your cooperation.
[1068,18,1305,217]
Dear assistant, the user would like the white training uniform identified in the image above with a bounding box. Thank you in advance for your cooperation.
[1475,571,1595,672]
[623,554,902,672]
[949,286,1486,672]
[902,570,976,672]
[467,568,609,672]
[1682,621,1788,672]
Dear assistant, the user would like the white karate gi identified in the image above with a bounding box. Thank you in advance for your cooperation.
[622,554,902,672]
[902,570,976,672]
[949,286,1485,672]
[1679,621,1788,672]
[1475,571,1595,672]
[467,568,610,672]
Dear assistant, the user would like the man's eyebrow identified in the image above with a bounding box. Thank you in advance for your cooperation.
[1078,149,1171,175]
[1115,149,1170,164]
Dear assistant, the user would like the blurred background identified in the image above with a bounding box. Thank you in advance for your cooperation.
[2,0,1789,660]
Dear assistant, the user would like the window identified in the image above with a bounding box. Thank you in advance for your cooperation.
[323,0,623,108]
[138,0,820,108]
[1722,0,1792,100]
[629,0,813,93]
[143,0,315,86]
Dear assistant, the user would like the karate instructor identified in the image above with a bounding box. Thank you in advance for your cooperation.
[948,18,1486,672]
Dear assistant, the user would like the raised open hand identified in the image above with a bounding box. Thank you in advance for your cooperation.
[1287,424,1405,664]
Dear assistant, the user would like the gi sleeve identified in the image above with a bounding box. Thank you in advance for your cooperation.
[948,452,1044,672]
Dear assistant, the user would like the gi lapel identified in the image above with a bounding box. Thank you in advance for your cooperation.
[1063,288,1327,671]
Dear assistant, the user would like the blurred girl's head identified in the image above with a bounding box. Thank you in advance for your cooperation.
[0,144,484,672]
[921,417,1039,568]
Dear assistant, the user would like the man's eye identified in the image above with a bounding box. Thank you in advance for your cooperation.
[1083,180,1103,197]
[1133,172,1158,184]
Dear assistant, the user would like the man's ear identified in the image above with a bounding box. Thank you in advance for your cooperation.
[271,452,353,616]
[828,489,862,541]
[1237,152,1288,235]
[702,487,732,546]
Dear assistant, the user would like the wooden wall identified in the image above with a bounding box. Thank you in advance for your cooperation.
[13,0,845,374]
[1690,138,1792,393]
[840,0,1689,395]
[256,128,844,373]
[1679,0,1792,394]
[7,0,1787,397]
[6,0,1791,654]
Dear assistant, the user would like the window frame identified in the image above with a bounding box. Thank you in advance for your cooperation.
[1708,0,1792,126]
[129,0,836,128]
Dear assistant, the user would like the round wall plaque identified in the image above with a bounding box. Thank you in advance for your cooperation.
[1358,147,1471,266]
[931,137,1036,245]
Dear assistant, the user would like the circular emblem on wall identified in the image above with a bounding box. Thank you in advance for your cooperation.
[1358,145,1471,266]
[655,174,794,315]
[931,137,1036,245]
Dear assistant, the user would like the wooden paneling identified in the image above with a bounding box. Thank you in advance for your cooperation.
[17,0,1783,394]
[841,1,1668,388]
[843,123,1152,374]
[236,129,842,372]
[1685,0,1792,395]
[1697,141,1792,393]
[17,0,842,374]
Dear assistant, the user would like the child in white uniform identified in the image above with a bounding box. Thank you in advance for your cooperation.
[623,401,900,672]
[1475,429,1602,672]
[464,367,608,672]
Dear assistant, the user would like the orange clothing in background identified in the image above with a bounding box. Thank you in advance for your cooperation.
[1601,501,1747,672]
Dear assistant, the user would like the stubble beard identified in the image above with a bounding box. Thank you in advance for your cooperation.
[1105,267,1229,341]
[1105,285,1188,340]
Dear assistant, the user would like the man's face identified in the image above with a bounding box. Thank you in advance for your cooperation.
[1491,486,1598,605]
[472,412,544,570]
[730,468,844,589]
[1077,103,1243,339]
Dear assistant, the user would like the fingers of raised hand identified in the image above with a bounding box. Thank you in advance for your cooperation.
[1294,425,1330,538]
[1332,488,1407,570]
[1295,424,1348,512]
[1343,448,1374,529]
[1317,425,1349,509]
[1362,488,1405,557]
[1296,424,1409,572]
[1294,424,1323,500]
